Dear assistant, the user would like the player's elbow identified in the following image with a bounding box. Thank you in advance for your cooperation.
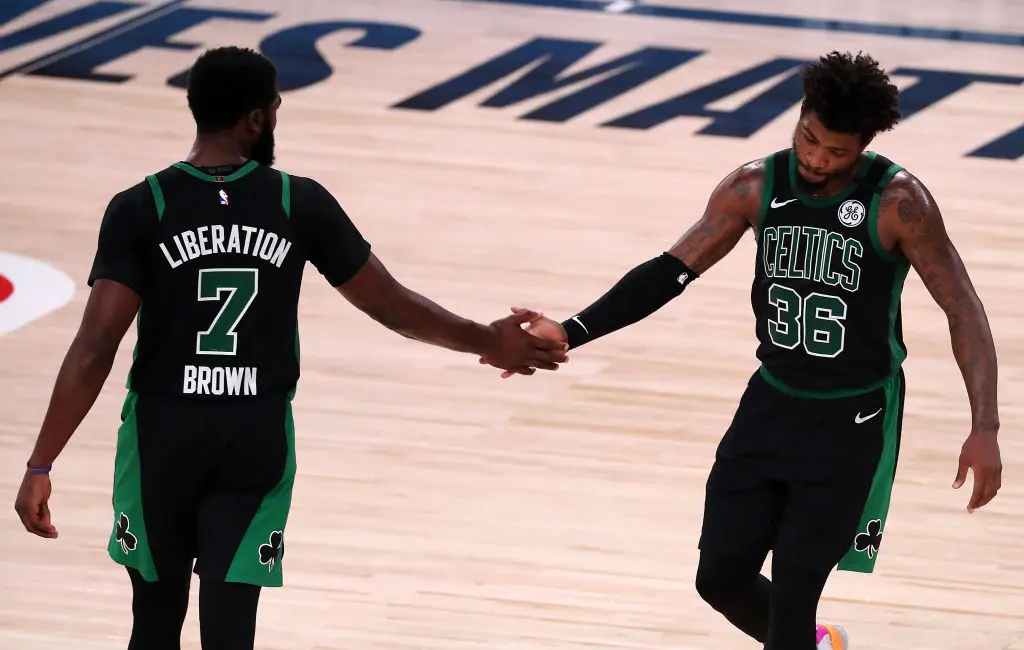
[336,254,416,329]
[940,288,989,333]
[73,322,123,361]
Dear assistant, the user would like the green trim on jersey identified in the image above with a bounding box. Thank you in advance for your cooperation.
[125,176,167,389]
[108,391,160,581]
[223,400,297,587]
[867,161,912,378]
[789,150,876,208]
[279,170,299,400]
[837,370,903,573]
[125,310,140,389]
[756,155,775,233]
[280,171,291,218]
[170,160,259,183]
[867,163,907,263]
[145,175,165,221]
[759,365,890,399]
[887,262,911,375]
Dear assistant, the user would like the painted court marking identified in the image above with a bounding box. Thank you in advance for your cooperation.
[0,252,76,336]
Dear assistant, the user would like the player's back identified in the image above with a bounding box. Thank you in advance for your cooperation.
[134,161,302,399]
[88,160,372,402]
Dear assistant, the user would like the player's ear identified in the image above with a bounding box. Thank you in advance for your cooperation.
[244,108,265,135]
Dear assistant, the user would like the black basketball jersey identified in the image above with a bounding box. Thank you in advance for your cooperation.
[88,161,371,400]
[751,148,911,396]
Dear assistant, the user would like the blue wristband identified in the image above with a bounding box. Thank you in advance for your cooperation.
[27,462,51,475]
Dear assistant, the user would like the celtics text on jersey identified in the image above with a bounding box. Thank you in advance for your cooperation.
[751,149,911,397]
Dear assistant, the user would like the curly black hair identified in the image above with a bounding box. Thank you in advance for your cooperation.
[800,51,901,143]
[185,46,278,133]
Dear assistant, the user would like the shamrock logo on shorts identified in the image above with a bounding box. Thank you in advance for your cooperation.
[115,513,137,555]
[853,518,883,559]
[258,531,284,572]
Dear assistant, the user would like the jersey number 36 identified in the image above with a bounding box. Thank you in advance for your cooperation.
[195,268,259,356]
[767,282,847,358]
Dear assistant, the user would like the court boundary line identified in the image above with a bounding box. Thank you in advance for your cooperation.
[448,0,1024,47]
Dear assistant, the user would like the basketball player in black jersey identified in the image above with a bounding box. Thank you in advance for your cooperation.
[490,51,1002,649]
[13,47,568,650]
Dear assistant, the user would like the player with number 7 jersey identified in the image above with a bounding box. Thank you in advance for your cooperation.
[114,162,323,401]
[83,160,373,591]
[13,47,570,650]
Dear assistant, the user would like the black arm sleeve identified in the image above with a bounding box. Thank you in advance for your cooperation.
[560,252,697,350]
[87,184,154,296]
[291,176,372,286]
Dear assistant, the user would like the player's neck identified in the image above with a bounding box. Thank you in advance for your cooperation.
[185,133,251,169]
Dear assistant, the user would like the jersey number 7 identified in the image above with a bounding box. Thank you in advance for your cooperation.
[195,268,259,356]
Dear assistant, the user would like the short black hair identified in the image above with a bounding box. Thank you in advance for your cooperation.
[186,46,278,132]
[800,51,901,143]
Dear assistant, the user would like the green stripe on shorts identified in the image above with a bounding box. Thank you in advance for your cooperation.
[224,400,297,587]
[108,391,159,581]
[837,371,902,573]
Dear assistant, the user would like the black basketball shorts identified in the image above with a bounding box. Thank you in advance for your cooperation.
[106,392,296,588]
[697,368,905,574]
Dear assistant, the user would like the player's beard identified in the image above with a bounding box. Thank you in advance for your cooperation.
[250,124,275,166]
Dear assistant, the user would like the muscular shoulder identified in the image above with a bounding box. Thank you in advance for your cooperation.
[100,179,159,231]
[876,168,946,256]
[113,178,156,208]
[281,172,332,201]
[878,169,939,226]
[706,157,768,226]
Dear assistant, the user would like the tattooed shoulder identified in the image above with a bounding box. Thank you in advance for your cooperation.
[880,171,941,230]
[730,158,766,201]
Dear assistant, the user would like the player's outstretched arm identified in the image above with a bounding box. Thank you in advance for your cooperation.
[291,177,568,376]
[336,253,568,376]
[495,161,764,366]
[16,279,140,538]
[881,173,1001,512]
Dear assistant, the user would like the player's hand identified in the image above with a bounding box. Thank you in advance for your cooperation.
[478,308,568,377]
[517,307,568,345]
[952,429,1002,513]
[14,470,58,539]
[479,307,569,378]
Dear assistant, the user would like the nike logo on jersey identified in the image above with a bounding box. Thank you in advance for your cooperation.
[854,408,883,424]
[571,316,589,334]
[771,197,798,208]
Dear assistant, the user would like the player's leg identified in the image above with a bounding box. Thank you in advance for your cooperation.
[108,394,207,650]
[695,372,791,642]
[696,455,783,643]
[126,566,191,650]
[194,396,296,650]
[766,370,904,650]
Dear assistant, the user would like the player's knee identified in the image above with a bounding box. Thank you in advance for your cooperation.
[198,579,261,650]
[768,556,831,603]
[695,554,753,610]
[127,568,190,649]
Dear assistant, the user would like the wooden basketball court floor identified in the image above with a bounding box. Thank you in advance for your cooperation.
[1,0,1023,648]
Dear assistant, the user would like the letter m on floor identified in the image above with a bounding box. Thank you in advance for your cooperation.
[392,37,699,122]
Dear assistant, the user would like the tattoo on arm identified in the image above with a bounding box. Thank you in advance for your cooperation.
[669,165,760,273]
[891,179,999,432]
